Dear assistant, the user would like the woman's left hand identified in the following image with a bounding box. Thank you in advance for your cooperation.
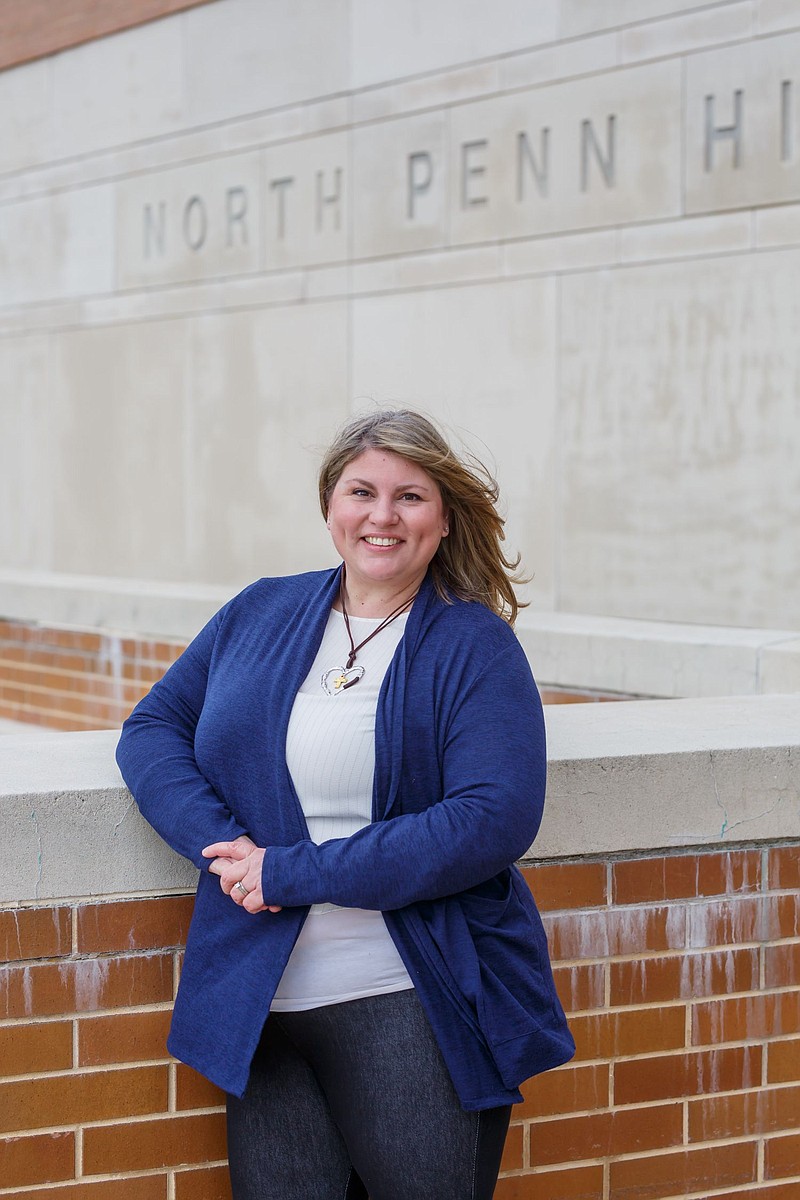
[202,839,281,914]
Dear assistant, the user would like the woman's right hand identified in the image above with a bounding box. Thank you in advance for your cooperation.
[203,836,282,913]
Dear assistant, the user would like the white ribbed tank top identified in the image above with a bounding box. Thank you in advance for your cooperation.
[270,607,414,1010]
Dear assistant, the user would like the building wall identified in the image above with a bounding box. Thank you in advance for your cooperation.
[2,847,799,1200]
[1,1,800,632]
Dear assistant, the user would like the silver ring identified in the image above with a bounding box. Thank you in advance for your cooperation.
[234,880,251,897]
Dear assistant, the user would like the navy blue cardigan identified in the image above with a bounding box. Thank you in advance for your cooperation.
[116,566,575,1108]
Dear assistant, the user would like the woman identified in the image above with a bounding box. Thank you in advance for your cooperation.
[116,409,574,1200]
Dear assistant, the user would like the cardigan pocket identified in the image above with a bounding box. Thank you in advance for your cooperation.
[456,868,558,1052]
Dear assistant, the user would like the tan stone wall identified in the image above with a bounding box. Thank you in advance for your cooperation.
[1,0,800,633]
[2,848,799,1199]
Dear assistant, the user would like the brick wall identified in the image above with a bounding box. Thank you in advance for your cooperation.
[0,0,214,72]
[0,618,629,732]
[0,620,185,732]
[2,845,798,1199]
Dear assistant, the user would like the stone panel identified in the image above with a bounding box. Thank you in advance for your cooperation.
[757,0,800,35]
[50,322,189,580]
[756,201,800,246]
[183,0,349,127]
[559,250,800,628]
[350,0,558,90]
[0,186,114,306]
[619,3,753,64]
[759,639,800,693]
[351,279,557,609]
[116,153,262,288]
[352,112,449,259]
[0,58,50,174]
[0,336,53,569]
[616,211,751,264]
[51,18,184,159]
[499,32,619,92]
[263,133,349,270]
[184,302,349,583]
[448,59,681,243]
[685,32,800,214]
[560,0,712,38]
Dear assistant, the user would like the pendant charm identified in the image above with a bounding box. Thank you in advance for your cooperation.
[321,665,365,695]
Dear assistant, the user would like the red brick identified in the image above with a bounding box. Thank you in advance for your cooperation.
[495,1165,603,1199]
[615,1045,762,1105]
[0,907,72,962]
[540,688,622,704]
[174,1166,232,1200]
[0,1066,168,1135]
[765,943,800,988]
[712,1187,800,1200]
[692,992,800,1046]
[0,1022,73,1076]
[77,897,195,954]
[0,643,96,673]
[0,703,110,732]
[688,1084,800,1140]
[5,1179,168,1200]
[613,851,760,904]
[521,863,607,911]
[14,686,131,723]
[765,1131,800,1179]
[520,1064,608,1119]
[0,953,174,1018]
[569,1005,685,1062]
[767,1038,800,1084]
[0,661,144,705]
[544,904,684,961]
[775,893,800,939]
[0,1131,74,1188]
[769,846,800,890]
[530,1102,682,1167]
[500,1123,524,1172]
[553,963,605,1013]
[78,1009,172,1066]
[83,1113,227,1173]
[175,1064,226,1111]
[610,1142,758,1199]
[610,947,758,1006]
[685,895,794,948]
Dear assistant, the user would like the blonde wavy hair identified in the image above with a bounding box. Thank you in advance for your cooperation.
[318,409,527,625]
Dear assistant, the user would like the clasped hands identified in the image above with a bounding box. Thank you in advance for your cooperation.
[202,835,282,914]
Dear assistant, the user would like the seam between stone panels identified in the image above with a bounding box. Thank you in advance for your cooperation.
[5,234,800,341]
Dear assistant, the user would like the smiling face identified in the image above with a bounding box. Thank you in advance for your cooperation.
[326,448,448,605]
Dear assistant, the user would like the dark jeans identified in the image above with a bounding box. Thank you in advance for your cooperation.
[226,989,511,1200]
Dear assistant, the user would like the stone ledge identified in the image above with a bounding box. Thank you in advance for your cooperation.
[3,695,799,903]
[540,694,800,858]
[0,568,234,641]
[516,610,800,698]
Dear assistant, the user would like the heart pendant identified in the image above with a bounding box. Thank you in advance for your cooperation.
[321,665,365,696]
